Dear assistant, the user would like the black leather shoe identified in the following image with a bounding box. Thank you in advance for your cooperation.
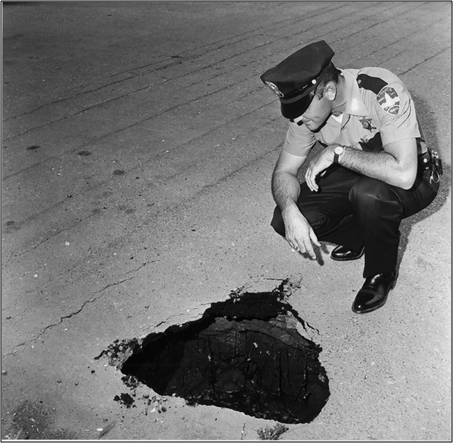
[331,245,365,261]
[352,270,398,314]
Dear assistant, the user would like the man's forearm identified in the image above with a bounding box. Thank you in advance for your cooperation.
[272,170,302,213]
[272,168,320,259]
[337,145,416,189]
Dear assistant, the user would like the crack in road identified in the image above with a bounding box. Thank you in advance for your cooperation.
[3,264,151,357]
[4,74,136,122]
[399,47,450,76]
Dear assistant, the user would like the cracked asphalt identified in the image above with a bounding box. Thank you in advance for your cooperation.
[2,2,451,441]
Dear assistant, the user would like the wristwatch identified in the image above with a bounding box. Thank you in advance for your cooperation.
[334,145,345,164]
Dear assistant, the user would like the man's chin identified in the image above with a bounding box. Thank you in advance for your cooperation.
[305,121,321,131]
[306,120,328,133]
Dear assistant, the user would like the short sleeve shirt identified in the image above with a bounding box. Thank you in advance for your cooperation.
[283,67,425,157]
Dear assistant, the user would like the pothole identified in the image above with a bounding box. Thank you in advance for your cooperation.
[101,281,330,424]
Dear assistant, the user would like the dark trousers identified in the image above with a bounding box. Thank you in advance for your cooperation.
[271,165,439,278]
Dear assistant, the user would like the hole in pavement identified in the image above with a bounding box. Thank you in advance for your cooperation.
[119,281,330,424]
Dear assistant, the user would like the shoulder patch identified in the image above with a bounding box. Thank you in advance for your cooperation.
[357,74,387,94]
[377,86,400,115]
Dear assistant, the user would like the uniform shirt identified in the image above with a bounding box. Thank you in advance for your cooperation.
[283,67,426,157]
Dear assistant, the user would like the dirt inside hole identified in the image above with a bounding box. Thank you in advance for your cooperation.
[120,283,330,424]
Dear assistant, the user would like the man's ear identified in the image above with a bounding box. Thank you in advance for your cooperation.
[324,82,337,101]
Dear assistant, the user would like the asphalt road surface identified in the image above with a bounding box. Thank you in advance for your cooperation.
[2,2,451,440]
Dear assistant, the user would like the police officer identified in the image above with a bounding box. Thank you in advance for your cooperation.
[261,40,440,314]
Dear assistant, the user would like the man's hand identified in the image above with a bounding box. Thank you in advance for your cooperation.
[305,146,335,192]
[282,205,321,260]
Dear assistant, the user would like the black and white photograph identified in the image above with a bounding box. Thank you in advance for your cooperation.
[2,1,451,440]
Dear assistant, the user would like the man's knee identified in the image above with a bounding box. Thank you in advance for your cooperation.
[349,177,398,209]
[349,177,401,215]
[270,205,331,237]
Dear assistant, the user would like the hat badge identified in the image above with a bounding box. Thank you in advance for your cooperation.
[264,81,284,98]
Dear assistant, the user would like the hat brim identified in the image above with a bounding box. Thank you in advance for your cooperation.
[280,86,317,119]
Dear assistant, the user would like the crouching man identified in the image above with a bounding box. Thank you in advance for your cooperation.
[261,40,441,313]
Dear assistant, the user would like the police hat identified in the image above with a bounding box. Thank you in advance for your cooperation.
[260,40,335,119]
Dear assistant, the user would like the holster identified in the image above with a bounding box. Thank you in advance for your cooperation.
[418,148,443,183]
